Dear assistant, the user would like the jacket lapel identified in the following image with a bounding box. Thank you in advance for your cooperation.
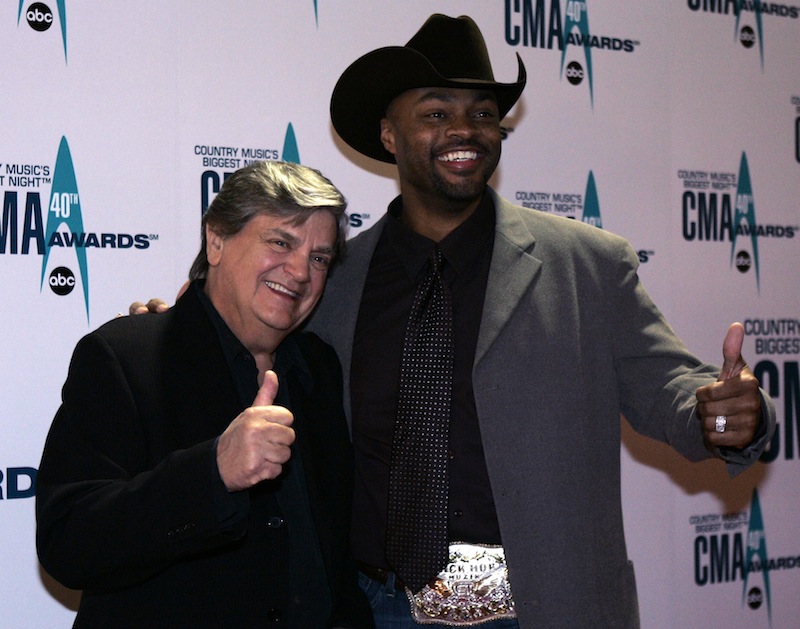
[475,191,542,367]
[325,198,542,374]
[169,288,244,438]
[310,214,387,424]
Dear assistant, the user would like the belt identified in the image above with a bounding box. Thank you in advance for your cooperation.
[358,562,406,592]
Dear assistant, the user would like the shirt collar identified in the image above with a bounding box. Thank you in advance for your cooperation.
[193,280,313,393]
[385,193,496,283]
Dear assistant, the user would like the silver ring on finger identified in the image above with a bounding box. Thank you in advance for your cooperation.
[715,415,727,433]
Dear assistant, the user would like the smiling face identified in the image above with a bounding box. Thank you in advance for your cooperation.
[204,210,336,354]
[380,87,501,215]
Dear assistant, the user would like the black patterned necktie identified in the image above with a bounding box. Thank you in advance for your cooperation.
[386,246,453,593]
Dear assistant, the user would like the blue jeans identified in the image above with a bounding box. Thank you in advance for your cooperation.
[359,572,520,629]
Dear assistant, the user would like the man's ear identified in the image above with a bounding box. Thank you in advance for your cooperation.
[380,118,397,156]
[206,224,224,267]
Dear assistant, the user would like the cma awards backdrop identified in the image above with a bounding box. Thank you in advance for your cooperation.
[1,1,798,627]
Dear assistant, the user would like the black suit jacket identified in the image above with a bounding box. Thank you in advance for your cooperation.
[36,286,372,629]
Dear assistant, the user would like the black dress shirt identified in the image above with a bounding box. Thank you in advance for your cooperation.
[350,194,503,571]
[197,282,332,627]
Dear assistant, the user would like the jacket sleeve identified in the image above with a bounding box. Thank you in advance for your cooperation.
[608,238,776,476]
[35,329,248,591]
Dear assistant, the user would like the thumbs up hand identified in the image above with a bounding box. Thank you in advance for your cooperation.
[252,369,280,407]
[216,371,295,491]
[718,321,747,381]
[695,323,762,450]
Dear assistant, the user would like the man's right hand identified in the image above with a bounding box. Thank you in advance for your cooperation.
[129,281,190,314]
[129,299,169,315]
[215,370,295,492]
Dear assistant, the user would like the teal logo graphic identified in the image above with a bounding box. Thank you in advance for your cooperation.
[692,490,799,624]
[504,1,639,107]
[578,171,654,262]
[18,0,67,62]
[687,0,800,69]
[732,152,760,291]
[743,489,771,624]
[679,153,793,289]
[199,123,298,214]
[278,122,367,229]
[735,0,764,69]
[282,123,300,164]
[582,170,601,227]
[561,1,595,107]
[41,136,90,322]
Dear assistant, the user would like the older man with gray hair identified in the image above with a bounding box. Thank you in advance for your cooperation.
[36,161,373,629]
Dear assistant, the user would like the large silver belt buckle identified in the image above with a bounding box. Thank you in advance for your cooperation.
[406,543,516,626]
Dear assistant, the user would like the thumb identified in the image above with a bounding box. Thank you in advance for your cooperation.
[253,370,279,406]
[719,322,746,381]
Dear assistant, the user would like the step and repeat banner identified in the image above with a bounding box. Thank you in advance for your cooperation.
[1,2,798,627]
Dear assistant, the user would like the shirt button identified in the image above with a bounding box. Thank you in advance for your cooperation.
[454,509,463,518]
[267,516,285,528]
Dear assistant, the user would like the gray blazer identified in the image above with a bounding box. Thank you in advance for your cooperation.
[307,189,775,628]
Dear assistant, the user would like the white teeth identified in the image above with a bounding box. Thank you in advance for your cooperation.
[438,150,478,162]
[265,281,299,298]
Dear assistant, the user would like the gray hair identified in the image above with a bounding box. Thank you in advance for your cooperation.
[189,160,348,280]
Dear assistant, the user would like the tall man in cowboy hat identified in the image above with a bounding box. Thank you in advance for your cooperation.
[315,13,775,629]
[130,13,774,629]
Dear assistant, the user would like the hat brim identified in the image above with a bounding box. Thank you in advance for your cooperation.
[330,47,526,164]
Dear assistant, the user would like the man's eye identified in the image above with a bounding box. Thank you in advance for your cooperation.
[311,256,331,269]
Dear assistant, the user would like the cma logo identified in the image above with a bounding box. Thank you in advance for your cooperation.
[0,467,37,500]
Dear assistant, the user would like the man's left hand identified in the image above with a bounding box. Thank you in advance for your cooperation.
[696,322,762,450]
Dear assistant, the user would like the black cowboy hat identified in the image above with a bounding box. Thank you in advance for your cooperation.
[330,14,527,164]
